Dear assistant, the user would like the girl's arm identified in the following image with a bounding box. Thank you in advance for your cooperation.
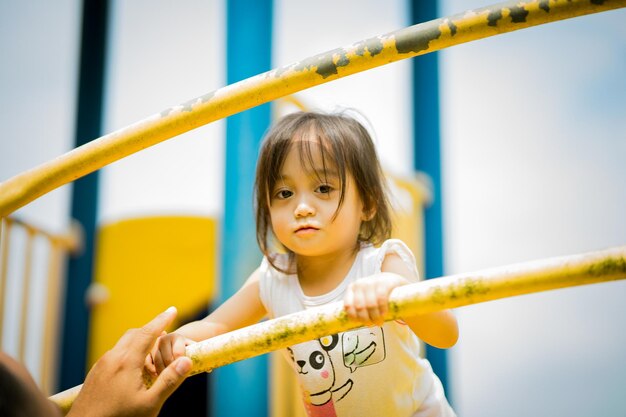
[382,253,458,349]
[344,253,458,349]
[177,268,267,340]
[148,268,266,374]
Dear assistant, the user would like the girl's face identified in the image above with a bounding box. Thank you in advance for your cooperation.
[269,139,366,259]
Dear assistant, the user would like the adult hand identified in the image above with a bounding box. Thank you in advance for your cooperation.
[67,307,192,417]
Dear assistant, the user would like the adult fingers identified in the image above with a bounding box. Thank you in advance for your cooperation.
[149,356,192,406]
[144,353,157,376]
[113,307,176,358]
[160,338,175,369]
[154,350,166,375]
[135,307,178,355]
[114,307,178,355]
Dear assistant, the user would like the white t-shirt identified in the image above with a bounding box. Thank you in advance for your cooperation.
[259,239,455,417]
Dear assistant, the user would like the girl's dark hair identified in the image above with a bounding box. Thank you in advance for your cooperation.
[255,111,392,272]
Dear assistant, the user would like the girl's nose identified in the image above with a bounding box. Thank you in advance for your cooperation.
[294,203,314,217]
[294,199,315,218]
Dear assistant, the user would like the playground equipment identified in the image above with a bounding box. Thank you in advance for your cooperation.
[50,245,626,412]
[0,0,624,414]
[0,217,81,395]
[87,216,218,367]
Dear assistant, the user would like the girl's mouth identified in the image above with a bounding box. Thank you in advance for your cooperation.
[295,226,319,235]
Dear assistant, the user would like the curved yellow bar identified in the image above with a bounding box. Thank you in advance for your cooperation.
[186,246,626,373]
[50,245,626,412]
[1,0,624,217]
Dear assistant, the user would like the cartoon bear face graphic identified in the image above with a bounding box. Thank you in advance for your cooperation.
[287,326,387,415]
[288,334,342,406]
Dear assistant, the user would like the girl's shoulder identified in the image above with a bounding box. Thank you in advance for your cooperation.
[259,253,292,277]
[360,239,420,280]
[258,254,299,318]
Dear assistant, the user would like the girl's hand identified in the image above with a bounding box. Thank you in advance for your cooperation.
[145,332,196,376]
[343,273,408,327]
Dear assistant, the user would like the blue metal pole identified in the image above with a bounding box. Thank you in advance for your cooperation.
[214,0,272,415]
[410,0,450,397]
[59,0,108,391]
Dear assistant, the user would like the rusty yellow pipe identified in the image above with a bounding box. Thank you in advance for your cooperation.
[41,243,64,395]
[0,216,79,382]
[18,228,36,362]
[1,0,624,217]
[50,245,626,413]
[6,217,82,253]
[0,218,11,347]
[185,246,626,373]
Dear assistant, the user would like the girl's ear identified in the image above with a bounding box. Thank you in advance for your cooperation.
[361,206,376,221]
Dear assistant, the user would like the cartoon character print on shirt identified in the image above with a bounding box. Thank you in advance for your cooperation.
[288,334,352,417]
[288,327,386,417]
[342,326,386,371]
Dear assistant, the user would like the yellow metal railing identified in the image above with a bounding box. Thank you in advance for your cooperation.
[186,246,626,374]
[50,245,626,412]
[0,217,81,395]
[0,219,10,342]
[0,0,623,218]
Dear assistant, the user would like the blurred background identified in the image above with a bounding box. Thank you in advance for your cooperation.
[1,1,624,416]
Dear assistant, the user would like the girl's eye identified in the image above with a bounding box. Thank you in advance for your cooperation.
[275,189,293,199]
[316,184,333,194]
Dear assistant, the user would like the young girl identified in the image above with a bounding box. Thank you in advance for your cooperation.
[148,111,459,416]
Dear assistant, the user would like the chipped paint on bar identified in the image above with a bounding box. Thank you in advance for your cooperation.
[1,0,624,217]
[184,245,626,374]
